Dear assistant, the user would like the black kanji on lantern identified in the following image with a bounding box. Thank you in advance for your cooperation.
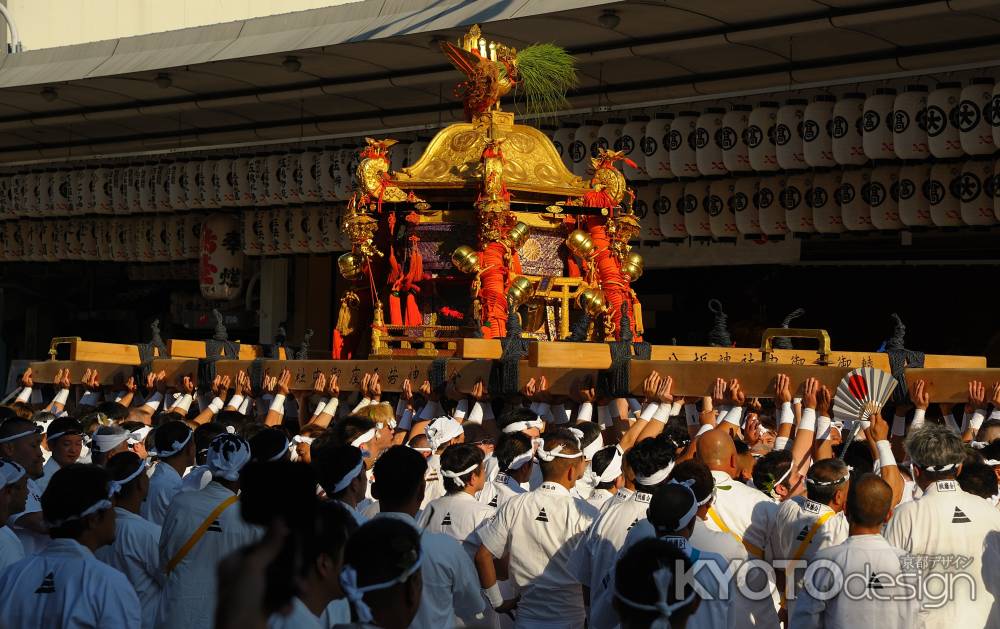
[222,230,241,256]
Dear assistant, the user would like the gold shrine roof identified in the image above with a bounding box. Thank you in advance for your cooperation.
[392,111,588,202]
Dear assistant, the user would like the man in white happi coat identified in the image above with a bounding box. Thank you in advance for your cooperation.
[574,437,676,629]
[95,451,164,628]
[0,464,141,627]
[37,416,85,493]
[420,443,494,560]
[885,423,1000,629]
[792,473,922,628]
[313,443,369,526]
[157,434,263,629]
[143,420,195,525]
[485,432,533,510]
[372,445,484,628]
[476,429,599,629]
[0,417,49,554]
[0,457,29,571]
[581,445,625,512]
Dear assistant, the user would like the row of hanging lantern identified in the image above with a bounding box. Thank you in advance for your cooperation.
[550,78,1000,181]
[626,158,999,241]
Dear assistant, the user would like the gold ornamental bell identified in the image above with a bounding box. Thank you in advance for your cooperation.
[505,222,530,250]
[578,287,607,317]
[451,245,481,274]
[338,252,365,280]
[506,276,535,307]
[621,252,644,282]
[566,230,595,258]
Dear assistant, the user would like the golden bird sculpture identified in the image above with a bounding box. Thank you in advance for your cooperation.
[356,137,414,204]
[439,25,519,120]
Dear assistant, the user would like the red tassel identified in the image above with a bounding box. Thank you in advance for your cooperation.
[404,294,422,326]
[388,293,403,326]
[623,157,638,169]
[583,189,616,208]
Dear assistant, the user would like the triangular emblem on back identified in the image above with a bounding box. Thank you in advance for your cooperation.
[35,572,56,594]
[441,512,453,526]
[488,495,498,508]
[868,574,884,589]
[536,508,549,523]
[952,507,971,524]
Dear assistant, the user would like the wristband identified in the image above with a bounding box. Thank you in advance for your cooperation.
[79,391,101,407]
[319,398,339,418]
[142,391,163,412]
[454,399,469,421]
[798,407,817,433]
[876,440,897,468]
[670,400,684,417]
[779,402,794,426]
[793,397,802,407]
[695,423,714,437]
[114,391,127,403]
[208,397,225,414]
[971,410,987,432]
[466,401,484,426]
[990,410,1000,420]
[239,396,252,415]
[684,404,698,426]
[311,399,327,417]
[911,408,926,430]
[227,395,245,412]
[484,583,504,609]
[815,415,832,441]
[269,394,286,414]
[774,436,790,451]
[652,403,671,423]
[52,389,70,407]
[576,402,594,423]
[14,387,32,404]
[639,402,659,421]
[891,415,907,437]
[723,406,743,427]
[351,397,372,414]
[171,394,193,414]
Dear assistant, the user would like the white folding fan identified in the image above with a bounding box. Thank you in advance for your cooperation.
[832,367,897,423]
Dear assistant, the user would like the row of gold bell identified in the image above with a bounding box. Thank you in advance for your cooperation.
[506,275,534,307]
[338,252,364,280]
[621,251,644,282]
[450,221,528,276]
[578,287,607,317]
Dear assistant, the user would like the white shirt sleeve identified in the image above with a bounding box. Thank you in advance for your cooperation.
[449,542,486,618]
[100,568,144,628]
[475,503,513,560]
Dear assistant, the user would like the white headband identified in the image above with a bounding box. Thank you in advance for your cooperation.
[92,432,131,454]
[666,479,699,532]
[635,462,675,488]
[128,426,152,445]
[340,553,422,624]
[566,427,584,448]
[332,457,365,494]
[806,466,853,487]
[582,433,605,461]
[292,435,314,445]
[614,565,698,629]
[586,445,624,487]
[505,449,534,471]
[534,438,584,462]
[425,417,464,451]
[0,425,42,444]
[441,463,479,487]
[46,481,115,528]
[46,429,82,442]
[0,458,26,486]
[350,429,376,451]
[266,436,290,462]
[153,430,193,458]
[110,458,148,495]
[501,418,544,434]
[919,462,959,472]
[206,434,252,481]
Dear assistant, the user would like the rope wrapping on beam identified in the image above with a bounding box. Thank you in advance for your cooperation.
[135,319,170,383]
[885,313,924,404]
[707,299,731,347]
[772,308,805,350]
[429,358,450,398]
[490,301,529,397]
[199,310,240,393]
[598,305,651,398]
[566,311,592,343]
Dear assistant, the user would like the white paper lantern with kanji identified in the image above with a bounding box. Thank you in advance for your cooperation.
[898,163,931,227]
[332,206,352,251]
[552,123,578,170]
[958,159,995,226]
[927,82,963,159]
[318,149,338,202]
[21,172,37,214]
[733,177,760,235]
[862,89,896,160]
[643,113,674,179]
[928,162,963,226]
[198,159,218,209]
[959,79,995,156]
[658,181,687,239]
[266,208,290,255]
[810,170,842,233]
[301,150,321,203]
[695,108,727,177]
[782,172,813,233]
[993,83,1000,148]
[570,121,601,178]
[868,165,903,230]
[252,156,270,205]
[105,168,123,213]
[39,221,57,261]
[36,171,53,215]
[267,153,285,204]
[48,222,63,260]
[167,216,183,261]
[747,102,779,172]
[893,85,929,160]
[233,157,254,206]
[134,163,153,212]
[80,219,99,259]
[832,93,866,166]
[68,169,85,213]
[709,179,738,238]
[335,148,356,200]
[758,175,788,235]
[108,219,125,260]
[153,215,170,259]
[803,95,836,168]
[123,166,139,213]
[289,207,311,253]
[285,152,303,204]
[776,99,807,171]
[166,162,185,210]
[308,208,328,253]
[54,171,73,215]
[21,221,38,261]
[200,214,244,299]
[184,214,201,260]
[721,106,751,173]
[151,163,168,211]
[633,183,661,240]
[669,112,699,179]
[597,118,625,156]
[59,220,78,260]
[840,168,873,231]
[683,180,713,238]
[242,210,264,256]
[212,159,233,207]
[621,116,649,180]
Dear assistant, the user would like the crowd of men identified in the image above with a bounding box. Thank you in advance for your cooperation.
[2,364,1000,629]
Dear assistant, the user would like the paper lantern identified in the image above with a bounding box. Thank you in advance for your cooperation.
[733,177,760,235]
[66,169,83,214]
[107,219,124,260]
[243,209,265,256]
[166,162,185,210]
[132,163,153,212]
[810,170,843,233]
[389,141,410,173]
[958,159,995,226]
[335,148,357,200]
[927,82,963,159]
[404,138,429,169]
[21,221,37,261]
[898,163,932,227]
[995,160,1000,223]
[634,182,661,240]
[39,221,57,261]
[683,180,712,238]
[643,113,674,180]
[151,163,168,211]
[927,162,963,226]
[695,108,728,177]
[552,123,578,170]
[300,150,321,203]
[840,168,873,231]
[318,149,338,201]
[596,118,625,157]
[124,166,140,213]
[153,215,170,259]
[164,215,181,261]
[49,222,64,260]
[862,88,896,160]
[709,179,738,238]
[184,214,202,260]
[53,170,72,215]
[0,177,12,218]
[757,175,787,235]
[621,116,650,180]
[993,83,1000,148]
[210,158,232,207]
[252,155,270,205]
[776,99,807,170]
[36,171,52,215]
[104,168,122,213]
[60,220,78,260]
[21,172,37,214]
[570,120,601,178]
[308,207,328,253]
[669,112,699,179]
[747,102,779,172]
[658,181,687,239]
[200,214,244,299]
[80,219,100,259]
[233,157,254,206]
[869,165,903,230]
[832,92,866,166]
[893,85,929,160]
[721,105,751,173]
[803,95,836,168]
[198,159,218,209]
[959,79,995,156]
[267,153,285,204]
[782,172,814,233]
[285,152,304,204]
[289,206,311,253]
[266,208,290,255]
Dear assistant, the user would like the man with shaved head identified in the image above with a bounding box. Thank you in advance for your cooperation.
[791,473,919,628]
